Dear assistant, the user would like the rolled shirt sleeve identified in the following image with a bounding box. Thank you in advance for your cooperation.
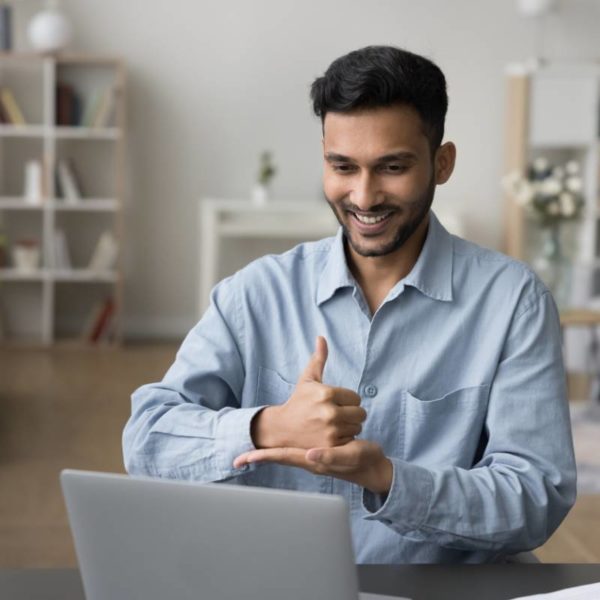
[362,290,577,553]
[122,276,265,482]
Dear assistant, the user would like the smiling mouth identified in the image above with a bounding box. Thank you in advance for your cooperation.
[351,211,392,224]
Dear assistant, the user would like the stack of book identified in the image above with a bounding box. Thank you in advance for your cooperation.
[56,82,116,128]
[0,87,26,124]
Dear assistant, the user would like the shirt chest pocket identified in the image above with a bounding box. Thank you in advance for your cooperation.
[255,366,295,406]
[402,385,490,468]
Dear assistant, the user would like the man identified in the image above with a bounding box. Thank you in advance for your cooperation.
[123,46,576,563]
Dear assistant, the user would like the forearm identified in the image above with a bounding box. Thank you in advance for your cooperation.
[123,383,264,481]
[362,455,576,552]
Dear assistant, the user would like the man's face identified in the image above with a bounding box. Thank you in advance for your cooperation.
[322,104,437,258]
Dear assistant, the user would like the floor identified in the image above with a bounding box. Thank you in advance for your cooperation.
[0,343,598,567]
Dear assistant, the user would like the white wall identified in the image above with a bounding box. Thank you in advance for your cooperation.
[13,0,600,338]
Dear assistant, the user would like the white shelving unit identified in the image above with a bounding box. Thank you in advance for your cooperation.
[0,53,126,345]
[504,61,600,372]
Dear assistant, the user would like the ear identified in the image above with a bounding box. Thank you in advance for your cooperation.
[434,142,456,185]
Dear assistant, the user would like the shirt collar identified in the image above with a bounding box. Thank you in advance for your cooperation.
[316,210,454,306]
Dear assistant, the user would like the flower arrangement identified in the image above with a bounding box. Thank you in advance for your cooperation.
[503,157,585,227]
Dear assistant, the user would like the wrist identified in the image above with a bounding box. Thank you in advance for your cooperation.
[251,406,282,449]
[367,457,393,495]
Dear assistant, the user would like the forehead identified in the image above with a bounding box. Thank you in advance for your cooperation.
[322,104,429,159]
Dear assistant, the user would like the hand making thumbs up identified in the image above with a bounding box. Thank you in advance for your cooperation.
[251,336,367,450]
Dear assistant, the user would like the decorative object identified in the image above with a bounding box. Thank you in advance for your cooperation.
[251,150,277,206]
[24,159,44,204]
[0,1,12,51]
[27,0,72,54]
[12,239,40,272]
[503,157,585,308]
[516,0,557,18]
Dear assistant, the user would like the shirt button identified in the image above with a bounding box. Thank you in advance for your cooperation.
[364,384,378,398]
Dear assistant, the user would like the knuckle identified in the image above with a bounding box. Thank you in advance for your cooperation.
[321,405,337,423]
[320,387,335,403]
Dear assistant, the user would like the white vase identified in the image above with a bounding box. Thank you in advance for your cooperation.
[27,0,72,53]
[251,184,269,206]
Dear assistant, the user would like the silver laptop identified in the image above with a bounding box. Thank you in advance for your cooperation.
[61,469,405,600]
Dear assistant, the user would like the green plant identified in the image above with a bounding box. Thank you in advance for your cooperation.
[257,151,276,186]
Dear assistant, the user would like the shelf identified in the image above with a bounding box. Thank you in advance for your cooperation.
[54,126,121,140]
[0,198,45,210]
[0,268,118,283]
[0,198,119,211]
[51,199,118,211]
[0,124,46,138]
[0,268,48,281]
[0,125,121,139]
[52,269,118,282]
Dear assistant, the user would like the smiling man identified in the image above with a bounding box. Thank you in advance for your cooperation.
[123,46,576,563]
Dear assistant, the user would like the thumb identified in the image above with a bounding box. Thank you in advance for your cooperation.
[300,336,328,383]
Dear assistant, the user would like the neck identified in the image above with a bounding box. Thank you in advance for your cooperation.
[345,214,430,311]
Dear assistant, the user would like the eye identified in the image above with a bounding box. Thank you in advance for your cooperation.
[381,164,408,174]
[331,163,357,174]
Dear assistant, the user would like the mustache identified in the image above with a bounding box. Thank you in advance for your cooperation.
[326,199,399,214]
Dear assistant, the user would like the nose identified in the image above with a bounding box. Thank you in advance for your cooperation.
[350,171,381,211]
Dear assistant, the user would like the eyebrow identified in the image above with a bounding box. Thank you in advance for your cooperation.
[324,151,418,164]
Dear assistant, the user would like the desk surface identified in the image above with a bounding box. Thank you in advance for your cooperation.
[1,565,600,600]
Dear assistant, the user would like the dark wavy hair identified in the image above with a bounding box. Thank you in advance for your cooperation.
[310,45,448,152]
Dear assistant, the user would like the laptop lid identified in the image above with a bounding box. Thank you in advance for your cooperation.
[60,469,361,600]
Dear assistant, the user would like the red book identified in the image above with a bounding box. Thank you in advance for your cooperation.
[89,298,115,343]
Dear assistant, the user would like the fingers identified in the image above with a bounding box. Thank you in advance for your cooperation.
[336,405,367,424]
[234,447,308,469]
[329,387,362,407]
[299,336,328,384]
[306,439,368,467]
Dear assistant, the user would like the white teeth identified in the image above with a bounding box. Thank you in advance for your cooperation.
[354,212,390,224]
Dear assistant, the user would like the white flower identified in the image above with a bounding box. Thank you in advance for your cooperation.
[559,192,576,217]
[548,202,561,215]
[533,157,549,173]
[566,176,583,193]
[540,177,561,196]
[515,182,535,206]
[565,160,580,175]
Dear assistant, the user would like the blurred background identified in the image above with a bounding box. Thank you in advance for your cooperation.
[0,0,599,567]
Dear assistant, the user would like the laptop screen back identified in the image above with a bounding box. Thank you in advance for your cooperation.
[61,469,360,600]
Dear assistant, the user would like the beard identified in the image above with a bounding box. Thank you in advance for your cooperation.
[324,173,436,258]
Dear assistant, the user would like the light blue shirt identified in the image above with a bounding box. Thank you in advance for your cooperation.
[123,211,576,564]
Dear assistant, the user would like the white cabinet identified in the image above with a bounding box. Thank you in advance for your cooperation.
[198,199,339,316]
[0,53,126,345]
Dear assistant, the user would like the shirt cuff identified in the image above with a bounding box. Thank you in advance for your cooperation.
[362,457,434,534]
[214,405,267,477]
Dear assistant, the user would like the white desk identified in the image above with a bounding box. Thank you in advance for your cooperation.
[198,198,338,315]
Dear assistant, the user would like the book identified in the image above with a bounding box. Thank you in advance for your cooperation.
[92,86,116,128]
[56,82,76,126]
[84,297,115,343]
[88,231,118,272]
[0,96,10,123]
[80,89,103,128]
[0,88,26,124]
[53,229,72,270]
[56,159,83,203]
